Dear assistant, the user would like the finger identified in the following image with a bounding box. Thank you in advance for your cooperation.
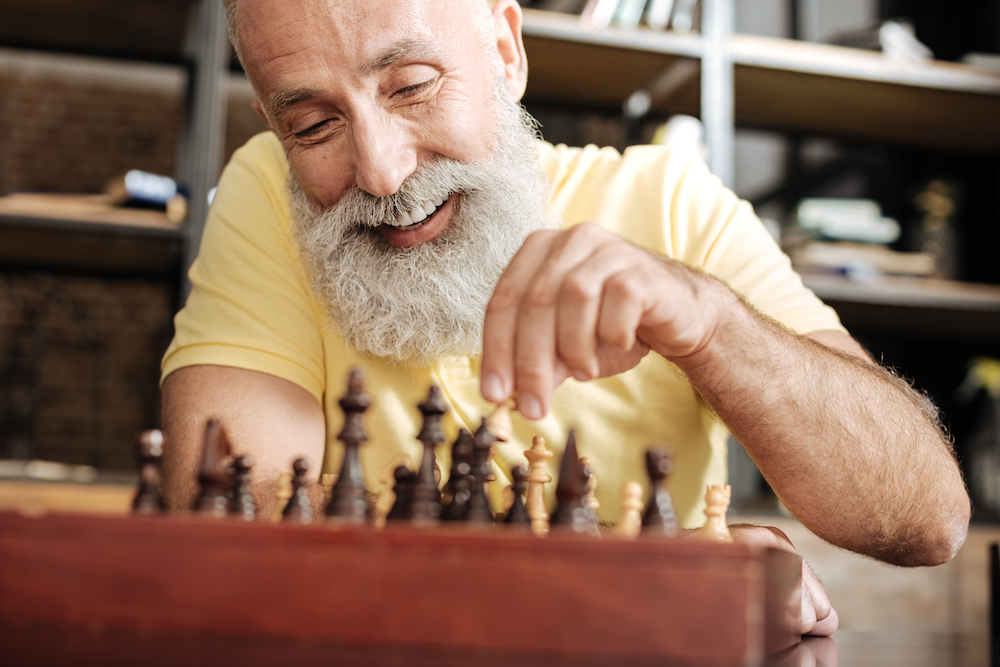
[513,229,605,418]
[481,230,558,404]
[800,560,837,636]
[808,607,839,637]
[556,248,641,380]
[597,268,650,353]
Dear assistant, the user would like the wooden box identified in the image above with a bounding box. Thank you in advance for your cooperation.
[0,510,800,666]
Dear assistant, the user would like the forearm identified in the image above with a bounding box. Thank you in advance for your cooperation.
[671,280,970,565]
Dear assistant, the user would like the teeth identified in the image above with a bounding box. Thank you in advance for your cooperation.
[389,195,447,228]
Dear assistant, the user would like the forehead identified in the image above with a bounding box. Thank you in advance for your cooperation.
[237,0,482,87]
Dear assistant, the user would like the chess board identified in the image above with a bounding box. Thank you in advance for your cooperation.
[0,509,801,666]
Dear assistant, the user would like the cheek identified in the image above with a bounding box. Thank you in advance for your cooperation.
[288,148,355,209]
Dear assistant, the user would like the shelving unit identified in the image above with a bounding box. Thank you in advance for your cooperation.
[520,6,1000,330]
[521,8,1000,153]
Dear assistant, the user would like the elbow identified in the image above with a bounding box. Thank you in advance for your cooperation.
[894,497,971,567]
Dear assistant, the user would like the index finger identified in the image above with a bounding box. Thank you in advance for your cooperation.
[480,230,558,405]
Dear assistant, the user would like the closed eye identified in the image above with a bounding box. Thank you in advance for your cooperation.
[295,119,332,140]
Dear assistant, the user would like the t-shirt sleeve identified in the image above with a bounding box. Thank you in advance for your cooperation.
[667,152,845,336]
[161,133,326,403]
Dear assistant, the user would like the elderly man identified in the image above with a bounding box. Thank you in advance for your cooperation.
[160,0,969,635]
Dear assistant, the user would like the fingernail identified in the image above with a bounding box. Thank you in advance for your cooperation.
[518,393,543,420]
[481,373,504,402]
[571,369,590,382]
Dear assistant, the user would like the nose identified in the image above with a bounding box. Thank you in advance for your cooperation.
[348,109,417,198]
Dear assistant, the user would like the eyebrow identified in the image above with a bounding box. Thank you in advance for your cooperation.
[267,38,446,127]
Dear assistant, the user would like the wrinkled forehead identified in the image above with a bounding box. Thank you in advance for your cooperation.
[235,0,490,64]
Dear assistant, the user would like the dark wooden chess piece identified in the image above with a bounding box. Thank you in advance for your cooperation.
[193,418,232,517]
[465,418,496,524]
[549,430,597,535]
[641,447,679,537]
[326,367,372,524]
[503,465,531,529]
[132,429,166,514]
[282,458,313,524]
[386,465,415,521]
[580,457,600,535]
[228,455,256,521]
[442,428,474,521]
[409,385,448,524]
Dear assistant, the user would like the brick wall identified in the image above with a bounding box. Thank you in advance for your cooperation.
[0,48,267,471]
[0,47,267,195]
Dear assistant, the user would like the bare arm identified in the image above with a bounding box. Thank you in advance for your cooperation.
[480,224,970,566]
[160,365,327,518]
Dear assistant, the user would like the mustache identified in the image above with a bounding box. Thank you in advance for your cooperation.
[328,157,493,229]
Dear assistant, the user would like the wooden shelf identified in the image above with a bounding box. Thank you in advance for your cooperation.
[0,208,183,277]
[521,9,1000,152]
[801,272,1000,340]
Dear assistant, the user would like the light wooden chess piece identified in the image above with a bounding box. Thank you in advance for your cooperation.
[698,484,733,542]
[579,455,600,535]
[270,472,293,523]
[524,435,552,536]
[615,480,643,539]
[484,399,515,443]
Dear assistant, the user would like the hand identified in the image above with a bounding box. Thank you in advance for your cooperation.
[480,224,722,419]
[729,524,839,636]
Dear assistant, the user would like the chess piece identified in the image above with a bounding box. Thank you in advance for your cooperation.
[321,473,338,505]
[193,419,232,517]
[580,455,600,533]
[615,480,644,538]
[409,385,448,524]
[375,452,413,526]
[132,430,166,514]
[503,465,531,528]
[549,430,598,535]
[484,399,515,442]
[442,429,474,521]
[282,458,313,524]
[641,447,679,537]
[270,472,293,523]
[386,465,415,521]
[698,484,733,542]
[524,435,553,536]
[326,367,372,524]
[228,455,256,521]
[465,418,497,524]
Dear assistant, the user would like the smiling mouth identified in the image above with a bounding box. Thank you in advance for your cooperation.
[384,194,449,231]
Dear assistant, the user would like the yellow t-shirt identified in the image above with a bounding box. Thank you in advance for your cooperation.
[163,132,843,527]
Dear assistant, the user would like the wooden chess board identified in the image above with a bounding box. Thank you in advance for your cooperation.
[0,509,800,666]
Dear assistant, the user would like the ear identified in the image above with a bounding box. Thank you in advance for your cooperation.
[252,98,274,131]
[491,0,528,100]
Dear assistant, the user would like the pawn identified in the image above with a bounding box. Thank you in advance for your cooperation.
[641,447,678,537]
[615,480,643,539]
[443,429,474,522]
[282,458,313,524]
[228,455,256,521]
[698,484,733,542]
[503,466,531,528]
[132,430,166,514]
[386,465,416,522]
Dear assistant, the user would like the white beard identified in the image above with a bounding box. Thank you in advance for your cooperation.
[289,79,552,366]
